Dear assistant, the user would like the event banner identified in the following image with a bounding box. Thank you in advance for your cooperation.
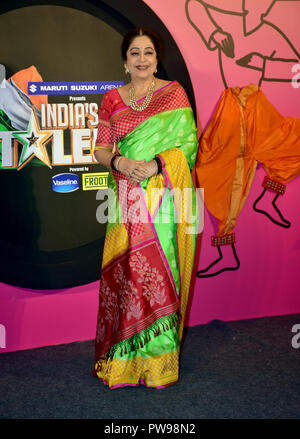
[0,65,123,288]
[0,67,123,191]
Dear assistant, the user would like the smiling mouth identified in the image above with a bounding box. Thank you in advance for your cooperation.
[136,66,149,70]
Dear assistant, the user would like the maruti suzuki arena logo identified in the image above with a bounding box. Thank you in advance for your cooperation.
[52,173,79,193]
[29,84,37,93]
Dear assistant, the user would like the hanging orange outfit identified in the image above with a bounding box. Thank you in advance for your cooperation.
[195,84,300,242]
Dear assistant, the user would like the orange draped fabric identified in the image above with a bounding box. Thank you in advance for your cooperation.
[195,84,300,237]
[9,65,48,110]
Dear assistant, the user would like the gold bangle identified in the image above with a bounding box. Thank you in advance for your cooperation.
[115,156,123,171]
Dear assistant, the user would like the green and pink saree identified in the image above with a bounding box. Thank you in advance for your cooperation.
[93,81,198,388]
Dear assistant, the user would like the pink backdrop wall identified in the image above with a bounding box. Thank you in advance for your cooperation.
[143,0,300,324]
[1,0,300,353]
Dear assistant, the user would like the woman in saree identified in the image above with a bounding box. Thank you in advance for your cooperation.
[92,28,199,389]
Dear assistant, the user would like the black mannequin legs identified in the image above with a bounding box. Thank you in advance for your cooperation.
[196,177,290,278]
[196,243,240,278]
[253,187,291,229]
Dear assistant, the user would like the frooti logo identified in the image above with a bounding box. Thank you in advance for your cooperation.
[29,83,37,93]
[0,324,6,348]
[52,173,79,193]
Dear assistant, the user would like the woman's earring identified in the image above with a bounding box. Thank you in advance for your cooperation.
[155,67,158,74]
[124,64,129,74]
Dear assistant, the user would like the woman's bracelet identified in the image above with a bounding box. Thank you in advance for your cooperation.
[153,156,163,174]
[153,160,158,175]
[110,154,121,171]
[115,156,123,171]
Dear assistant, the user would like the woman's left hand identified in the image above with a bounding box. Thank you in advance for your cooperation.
[129,160,157,184]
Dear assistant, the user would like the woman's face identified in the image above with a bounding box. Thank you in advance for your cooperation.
[125,35,157,81]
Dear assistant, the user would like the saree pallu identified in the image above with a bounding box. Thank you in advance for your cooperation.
[93,82,199,388]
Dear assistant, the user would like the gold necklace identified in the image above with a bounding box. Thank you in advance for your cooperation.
[129,77,155,112]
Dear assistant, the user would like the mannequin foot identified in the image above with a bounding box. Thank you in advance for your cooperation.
[253,177,291,228]
[196,234,240,278]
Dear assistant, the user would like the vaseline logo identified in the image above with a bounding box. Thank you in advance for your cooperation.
[52,173,79,193]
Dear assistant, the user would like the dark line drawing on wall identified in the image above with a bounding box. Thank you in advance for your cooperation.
[186,0,300,88]
[186,1,300,278]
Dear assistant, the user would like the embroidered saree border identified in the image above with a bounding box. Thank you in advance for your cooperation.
[94,350,179,388]
[158,148,198,343]
[110,80,183,120]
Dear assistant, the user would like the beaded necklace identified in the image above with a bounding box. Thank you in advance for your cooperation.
[129,77,155,112]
